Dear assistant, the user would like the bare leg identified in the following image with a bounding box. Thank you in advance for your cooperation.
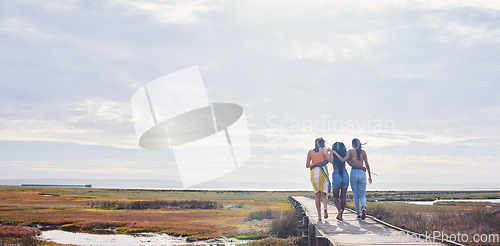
[333,188,342,220]
[321,192,328,219]
[315,192,322,221]
[340,187,348,211]
[337,187,348,220]
[333,188,341,212]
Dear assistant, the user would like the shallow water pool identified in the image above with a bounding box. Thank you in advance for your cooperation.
[380,198,500,206]
[40,230,249,246]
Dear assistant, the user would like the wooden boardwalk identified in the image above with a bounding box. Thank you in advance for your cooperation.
[292,196,448,246]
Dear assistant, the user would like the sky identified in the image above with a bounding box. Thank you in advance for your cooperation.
[0,0,499,190]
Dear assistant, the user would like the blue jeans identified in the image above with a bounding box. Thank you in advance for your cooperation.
[350,168,367,213]
[332,169,349,189]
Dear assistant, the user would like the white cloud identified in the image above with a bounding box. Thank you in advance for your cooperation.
[0,99,138,149]
[69,99,132,124]
[0,161,58,168]
[22,166,170,176]
[293,42,336,62]
[111,0,218,24]
[35,0,81,13]
[327,0,500,11]
[370,153,498,183]
[0,17,54,41]
[291,31,385,62]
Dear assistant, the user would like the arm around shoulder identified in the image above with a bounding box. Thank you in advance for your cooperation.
[333,149,349,162]
[324,148,333,163]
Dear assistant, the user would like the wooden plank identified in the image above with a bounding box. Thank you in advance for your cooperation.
[292,196,447,246]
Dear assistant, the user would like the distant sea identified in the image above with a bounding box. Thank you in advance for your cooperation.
[1,179,499,191]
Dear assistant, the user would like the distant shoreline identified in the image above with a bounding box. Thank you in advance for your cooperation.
[0,178,498,191]
[2,184,499,193]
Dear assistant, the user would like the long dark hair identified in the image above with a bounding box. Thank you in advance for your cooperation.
[332,142,346,176]
[314,138,325,152]
[352,138,362,159]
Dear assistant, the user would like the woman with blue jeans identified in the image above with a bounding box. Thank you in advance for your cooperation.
[332,138,372,220]
[327,142,349,221]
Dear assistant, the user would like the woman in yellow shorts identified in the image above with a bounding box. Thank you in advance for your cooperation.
[306,138,331,221]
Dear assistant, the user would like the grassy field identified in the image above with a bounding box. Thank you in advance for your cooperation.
[363,190,500,202]
[356,191,500,246]
[0,186,310,245]
[1,186,499,245]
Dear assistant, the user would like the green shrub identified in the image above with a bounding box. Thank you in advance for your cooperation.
[247,209,280,221]
[244,236,300,246]
[270,212,299,238]
[368,204,500,246]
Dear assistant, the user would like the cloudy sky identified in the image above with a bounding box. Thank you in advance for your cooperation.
[1,0,499,189]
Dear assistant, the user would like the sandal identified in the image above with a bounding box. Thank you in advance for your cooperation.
[324,209,328,219]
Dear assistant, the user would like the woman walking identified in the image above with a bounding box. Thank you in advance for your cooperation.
[306,138,331,221]
[325,142,349,221]
[332,138,372,220]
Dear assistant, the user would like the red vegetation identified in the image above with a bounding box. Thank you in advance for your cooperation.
[0,225,40,239]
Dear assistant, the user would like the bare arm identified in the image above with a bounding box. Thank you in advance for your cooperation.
[308,148,330,169]
[309,160,329,170]
[364,151,372,184]
[347,158,366,171]
[306,151,311,168]
[324,148,333,163]
[333,150,349,162]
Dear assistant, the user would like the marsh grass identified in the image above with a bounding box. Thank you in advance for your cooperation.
[270,211,299,238]
[0,225,41,246]
[0,187,313,242]
[85,200,221,210]
[243,236,300,246]
[364,191,500,203]
[0,237,40,246]
[368,204,500,245]
[247,209,281,220]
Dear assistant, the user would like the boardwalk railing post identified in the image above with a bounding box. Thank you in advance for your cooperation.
[308,223,316,246]
[316,236,329,246]
[289,196,310,245]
